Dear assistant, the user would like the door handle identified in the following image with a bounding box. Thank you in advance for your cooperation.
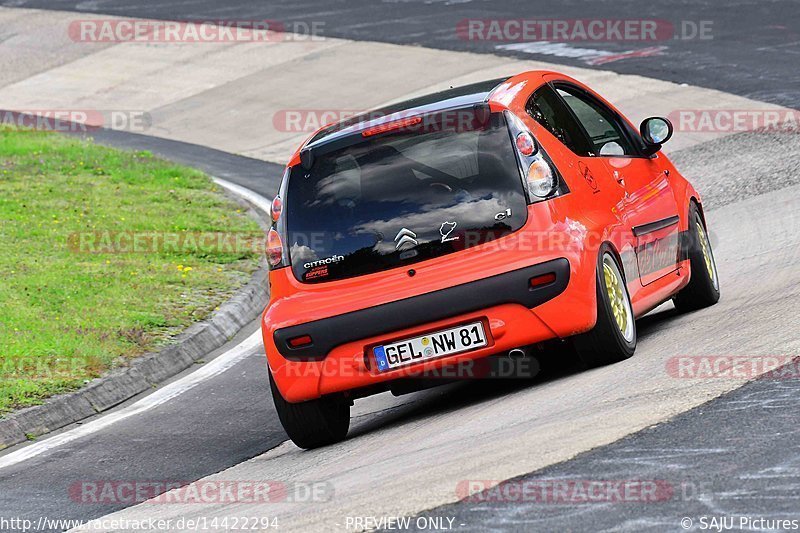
[613,170,625,186]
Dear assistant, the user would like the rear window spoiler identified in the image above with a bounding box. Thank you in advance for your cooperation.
[299,103,491,170]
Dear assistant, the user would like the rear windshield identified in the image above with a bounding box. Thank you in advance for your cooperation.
[286,111,528,283]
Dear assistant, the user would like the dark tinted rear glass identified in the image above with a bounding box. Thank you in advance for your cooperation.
[286,111,528,283]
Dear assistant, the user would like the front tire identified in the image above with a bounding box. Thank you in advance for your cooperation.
[573,246,637,367]
[269,372,350,449]
[673,203,720,312]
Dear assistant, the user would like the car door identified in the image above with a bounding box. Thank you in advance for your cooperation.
[524,82,627,226]
[527,79,637,291]
[551,82,681,286]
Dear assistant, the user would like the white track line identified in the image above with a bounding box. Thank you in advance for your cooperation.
[0,331,262,470]
[212,177,277,211]
[0,178,271,471]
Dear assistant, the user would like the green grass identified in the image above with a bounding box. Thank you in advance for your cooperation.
[0,126,262,414]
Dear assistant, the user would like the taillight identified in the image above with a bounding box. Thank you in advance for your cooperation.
[504,110,564,204]
[266,229,283,267]
[271,195,282,222]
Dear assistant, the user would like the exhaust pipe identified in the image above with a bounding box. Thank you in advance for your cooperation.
[497,347,539,379]
[507,348,526,359]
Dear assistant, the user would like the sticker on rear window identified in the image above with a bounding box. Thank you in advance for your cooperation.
[304,265,329,281]
[439,221,459,243]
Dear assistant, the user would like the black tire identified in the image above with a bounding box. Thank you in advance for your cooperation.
[573,245,637,368]
[269,372,350,449]
[673,203,720,312]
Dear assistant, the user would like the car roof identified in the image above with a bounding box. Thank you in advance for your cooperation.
[305,76,511,147]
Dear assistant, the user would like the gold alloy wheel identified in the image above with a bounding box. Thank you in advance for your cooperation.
[696,215,719,289]
[602,254,634,342]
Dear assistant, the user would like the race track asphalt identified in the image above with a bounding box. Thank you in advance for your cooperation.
[3,0,799,109]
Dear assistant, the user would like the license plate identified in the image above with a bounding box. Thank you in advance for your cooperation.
[373,321,487,372]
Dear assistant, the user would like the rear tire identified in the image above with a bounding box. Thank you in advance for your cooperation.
[573,246,636,368]
[673,203,720,312]
[269,372,350,449]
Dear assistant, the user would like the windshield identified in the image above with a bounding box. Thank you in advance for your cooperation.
[285,110,528,283]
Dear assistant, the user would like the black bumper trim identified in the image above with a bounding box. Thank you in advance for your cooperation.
[273,258,570,362]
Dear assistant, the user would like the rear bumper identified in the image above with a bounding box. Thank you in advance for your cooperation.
[263,255,597,403]
[274,258,569,362]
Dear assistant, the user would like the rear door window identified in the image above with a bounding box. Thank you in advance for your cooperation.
[526,84,593,156]
[555,86,636,156]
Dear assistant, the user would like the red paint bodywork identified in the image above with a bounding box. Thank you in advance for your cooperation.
[263,71,701,403]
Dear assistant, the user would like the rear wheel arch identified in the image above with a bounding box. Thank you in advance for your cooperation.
[603,241,628,283]
[599,237,635,292]
[584,239,627,327]
[572,241,637,367]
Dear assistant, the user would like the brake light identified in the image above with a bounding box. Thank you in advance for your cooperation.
[271,195,282,222]
[362,116,422,137]
[266,228,283,267]
[515,132,536,156]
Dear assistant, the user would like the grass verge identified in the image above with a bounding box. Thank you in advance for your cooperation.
[0,126,262,414]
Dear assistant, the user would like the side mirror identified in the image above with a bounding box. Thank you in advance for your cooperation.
[639,117,673,155]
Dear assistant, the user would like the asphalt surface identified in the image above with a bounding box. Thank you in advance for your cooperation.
[669,131,800,210]
[0,323,280,526]
[0,323,461,529]
[414,365,800,532]
[3,0,800,109]
[71,127,284,199]
[0,122,767,529]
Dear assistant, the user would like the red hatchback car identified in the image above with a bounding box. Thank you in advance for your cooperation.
[262,71,720,448]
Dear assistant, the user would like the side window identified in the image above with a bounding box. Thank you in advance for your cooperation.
[526,85,593,156]
[555,87,635,156]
